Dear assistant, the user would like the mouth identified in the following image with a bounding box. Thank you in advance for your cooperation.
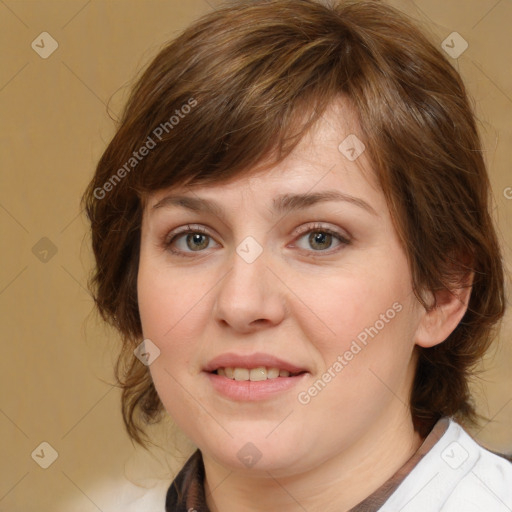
[212,366,307,381]
[206,369,309,401]
[203,352,309,375]
[203,353,310,401]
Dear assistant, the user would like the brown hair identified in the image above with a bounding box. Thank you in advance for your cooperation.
[83,0,505,446]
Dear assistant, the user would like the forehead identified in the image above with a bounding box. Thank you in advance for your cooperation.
[146,100,384,212]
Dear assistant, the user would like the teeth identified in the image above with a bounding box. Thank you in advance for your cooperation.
[233,368,250,381]
[267,367,280,379]
[249,367,267,381]
[216,367,298,381]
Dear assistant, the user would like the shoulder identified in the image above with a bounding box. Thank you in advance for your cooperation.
[442,422,512,511]
[379,418,512,512]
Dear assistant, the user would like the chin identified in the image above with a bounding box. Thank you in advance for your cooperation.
[202,433,308,474]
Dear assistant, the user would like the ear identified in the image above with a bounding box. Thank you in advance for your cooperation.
[414,271,473,349]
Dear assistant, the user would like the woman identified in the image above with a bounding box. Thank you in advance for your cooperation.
[83,0,512,510]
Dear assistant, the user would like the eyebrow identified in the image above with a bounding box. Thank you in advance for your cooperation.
[152,190,377,217]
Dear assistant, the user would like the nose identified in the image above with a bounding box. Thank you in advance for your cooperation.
[212,247,286,333]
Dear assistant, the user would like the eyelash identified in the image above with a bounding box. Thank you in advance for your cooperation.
[163,223,351,257]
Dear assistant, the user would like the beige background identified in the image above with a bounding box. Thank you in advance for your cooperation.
[1,0,511,510]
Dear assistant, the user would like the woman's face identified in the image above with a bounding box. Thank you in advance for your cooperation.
[138,102,425,476]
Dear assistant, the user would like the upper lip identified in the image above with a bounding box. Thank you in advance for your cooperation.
[203,352,309,374]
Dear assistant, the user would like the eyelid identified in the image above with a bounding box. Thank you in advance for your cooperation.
[292,222,351,242]
[289,222,351,256]
[163,224,221,256]
[164,223,214,244]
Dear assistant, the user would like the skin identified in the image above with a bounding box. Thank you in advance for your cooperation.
[137,100,471,512]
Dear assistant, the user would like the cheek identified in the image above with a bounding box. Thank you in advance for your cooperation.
[291,269,418,428]
[288,253,413,359]
[137,257,216,432]
[137,255,218,381]
[138,255,207,337]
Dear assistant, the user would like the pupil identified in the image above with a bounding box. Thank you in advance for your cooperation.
[309,232,332,250]
[187,233,208,250]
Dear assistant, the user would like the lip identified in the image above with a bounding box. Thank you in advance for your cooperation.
[205,372,309,401]
[203,352,308,374]
[203,352,310,402]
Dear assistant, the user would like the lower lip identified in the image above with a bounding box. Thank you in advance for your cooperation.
[205,372,308,401]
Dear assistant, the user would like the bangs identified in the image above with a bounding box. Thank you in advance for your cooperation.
[135,92,334,195]
[109,3,364,195]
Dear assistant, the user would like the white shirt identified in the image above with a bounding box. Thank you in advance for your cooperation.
[379,419,512,511]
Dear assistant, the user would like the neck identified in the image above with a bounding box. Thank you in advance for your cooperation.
[203,407,424,512]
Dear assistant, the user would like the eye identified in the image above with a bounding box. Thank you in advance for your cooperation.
[165,225,220,255]
[293,224,350,253]
[163,223,350,257]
